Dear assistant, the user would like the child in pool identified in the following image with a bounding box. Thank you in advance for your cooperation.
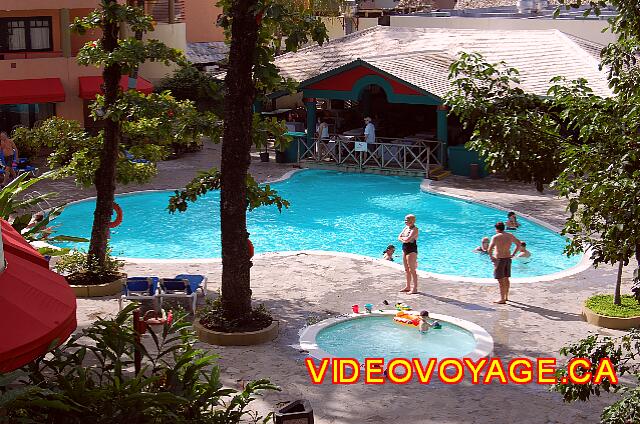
[382,245,395,261]
[418,310,432,333]
[516,241,531,262]
[506,211,521,230]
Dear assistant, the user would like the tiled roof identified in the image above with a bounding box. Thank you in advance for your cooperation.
[186,42,229,65]
[275,26,612,97]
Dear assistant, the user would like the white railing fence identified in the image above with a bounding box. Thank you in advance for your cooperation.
[297,136,442,173]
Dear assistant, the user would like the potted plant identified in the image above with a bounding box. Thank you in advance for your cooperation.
[275,148,287,163]
[194,297,278,346]
[54,249,126,297]
[259,145,270,162]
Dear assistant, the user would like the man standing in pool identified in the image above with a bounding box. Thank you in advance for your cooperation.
[488,221,521,304]
[398,214,419,294]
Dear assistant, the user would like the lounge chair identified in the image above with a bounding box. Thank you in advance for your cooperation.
[124,150,150,164]
[159,278,197,314]
[0,152,38,177]
[174,274,208,295]
[119,277,160,311]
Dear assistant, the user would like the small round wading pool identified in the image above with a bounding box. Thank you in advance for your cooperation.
[299,311,493,364]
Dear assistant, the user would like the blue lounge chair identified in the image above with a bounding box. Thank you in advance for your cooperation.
[159,278,197,314]
[119,277,160,311]
[124,150,150,164]
[0,151,38,177]
[174,274,208,295]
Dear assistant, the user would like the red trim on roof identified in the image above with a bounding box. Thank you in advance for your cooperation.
[78,76,154,100]
[305,66,421,96]
[0,78,65,105]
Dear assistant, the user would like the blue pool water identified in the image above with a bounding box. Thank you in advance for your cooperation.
[52,169,580,278]
[315,315,477,361]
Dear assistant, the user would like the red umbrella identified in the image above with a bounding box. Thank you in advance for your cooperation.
[0,220,77,372]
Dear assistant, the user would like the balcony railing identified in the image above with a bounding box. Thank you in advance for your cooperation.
[145,0,185,24]
[297,136,442,173]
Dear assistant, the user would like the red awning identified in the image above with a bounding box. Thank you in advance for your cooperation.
[0,78,65,105]
[78,75,154,99]
[0,220,77,372]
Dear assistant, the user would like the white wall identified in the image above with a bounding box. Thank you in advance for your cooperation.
[390,15,616,45]
[138,22,187,83]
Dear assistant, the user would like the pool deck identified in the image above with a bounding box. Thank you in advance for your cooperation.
[36,143,632,423]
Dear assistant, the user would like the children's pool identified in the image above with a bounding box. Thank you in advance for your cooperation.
[313,315,478,362]
[51,169,581,279]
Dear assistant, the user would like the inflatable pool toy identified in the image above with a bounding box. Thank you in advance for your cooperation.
[395,302,411,311]
[432,321,442,329]
[393,311,419,327]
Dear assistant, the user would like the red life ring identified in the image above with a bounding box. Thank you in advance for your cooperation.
[248,239,254,258]
[109,202,123,228]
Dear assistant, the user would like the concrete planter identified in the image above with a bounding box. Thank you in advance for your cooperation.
[68,274,126,298]
[582,306,640,330]
[194,320,279,346]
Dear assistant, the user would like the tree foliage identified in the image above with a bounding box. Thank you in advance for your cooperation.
[156,66,225,115]
[170,0,329,322]
[445,1,640,305]
[0,304,278,423]
[551,330,640,424]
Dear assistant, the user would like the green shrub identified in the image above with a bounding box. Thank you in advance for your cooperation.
[0,304,278,423]
[198,297,273,333]
[54,249,124,285]
[585,294,640,318]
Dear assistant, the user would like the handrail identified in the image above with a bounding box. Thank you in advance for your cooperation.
[297,137,441,173]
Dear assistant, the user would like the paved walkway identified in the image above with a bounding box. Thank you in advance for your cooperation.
[33,144,630,423]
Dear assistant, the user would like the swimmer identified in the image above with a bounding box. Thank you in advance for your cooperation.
[516,241,531,262]
[473,237,490,253]
[506,211,520,230]
[418,310,432,333]
[382,245,395,261]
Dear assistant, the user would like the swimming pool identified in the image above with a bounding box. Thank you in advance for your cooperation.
[299,312,493,363]
[52,169,581,278]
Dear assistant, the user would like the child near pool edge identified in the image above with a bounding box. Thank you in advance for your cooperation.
[382,245,395,261]
[418,310,432,333]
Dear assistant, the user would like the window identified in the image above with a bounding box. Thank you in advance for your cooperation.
[0,17,53,52]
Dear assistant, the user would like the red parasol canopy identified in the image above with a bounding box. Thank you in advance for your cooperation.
[0,220,77,372]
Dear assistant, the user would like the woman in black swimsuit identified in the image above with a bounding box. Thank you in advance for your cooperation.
[398,214,419,294]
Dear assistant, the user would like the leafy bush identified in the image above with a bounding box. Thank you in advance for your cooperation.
[156,66,224,115]
[54,249,124,285]
[198,297,273,333]
[0,304,278,423]
[551,329,640,424]
[585,294,640,318]
[0,170,85,244]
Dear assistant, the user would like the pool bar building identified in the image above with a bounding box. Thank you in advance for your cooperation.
[269,26,611,177]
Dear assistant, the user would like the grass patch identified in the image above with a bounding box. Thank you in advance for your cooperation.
[585,294,640,318]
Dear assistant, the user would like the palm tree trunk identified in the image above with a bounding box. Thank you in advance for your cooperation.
[88,0,121,268]
[614,261,623,306]
[220,0,259,320]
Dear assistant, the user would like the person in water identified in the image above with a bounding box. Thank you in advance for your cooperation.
[382,245,395,261]
[398,214,419,294]
[474,237,490,253]
[506,211,521,230]
[418,310,432,333]
[516,241,532,262]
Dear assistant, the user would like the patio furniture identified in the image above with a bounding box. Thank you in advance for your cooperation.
[174,273,208,295]
[159,278,197,314]
[124,150,150,164]
[119,277,160,311]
